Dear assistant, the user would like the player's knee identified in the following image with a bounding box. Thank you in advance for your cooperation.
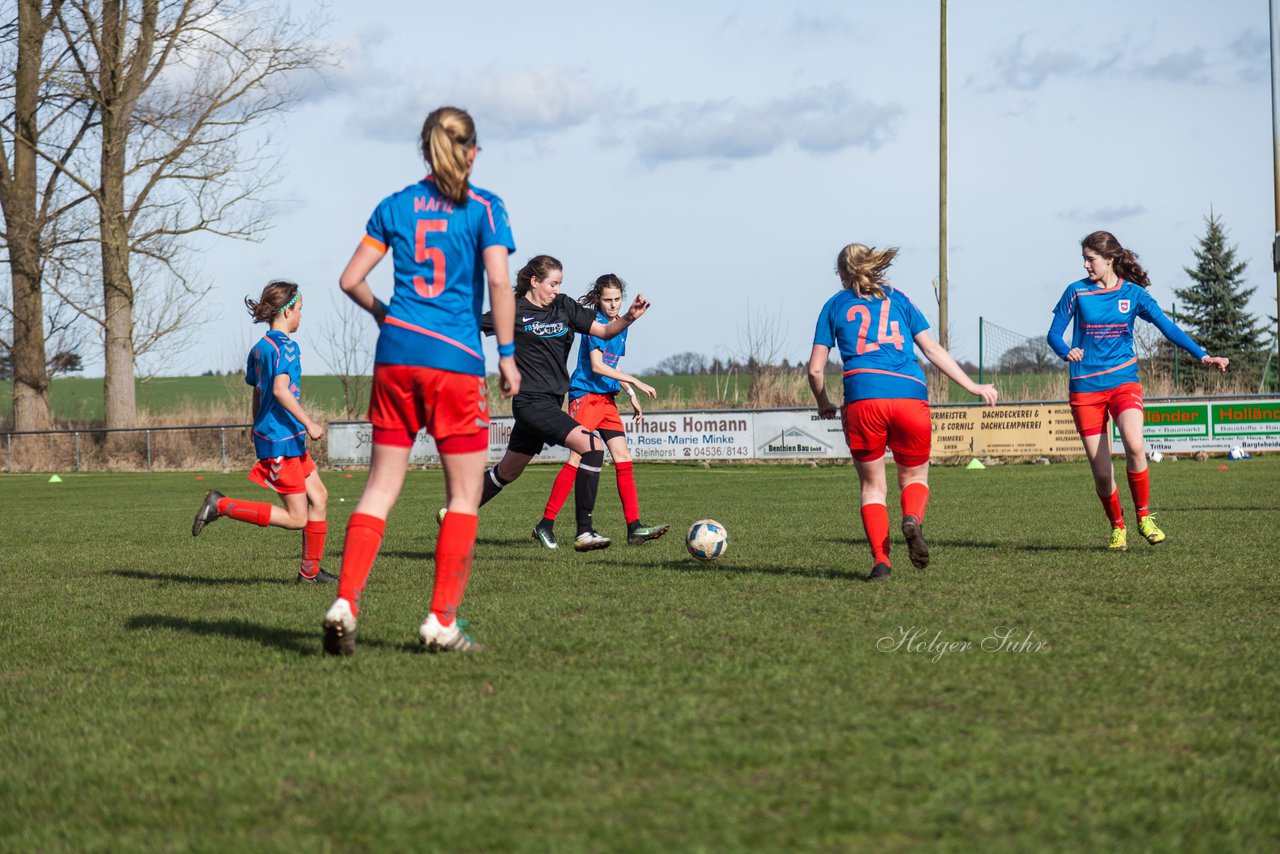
[281,512,308,530]
[581,448,605,469]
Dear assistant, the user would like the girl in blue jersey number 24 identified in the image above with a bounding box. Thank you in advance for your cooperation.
[1047,231,1228,551]
[808,243,998,581]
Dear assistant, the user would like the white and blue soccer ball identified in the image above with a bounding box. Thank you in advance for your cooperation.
[686,519,728,562]
[1227,446,1252,460]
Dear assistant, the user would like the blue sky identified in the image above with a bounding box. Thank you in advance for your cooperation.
[167,0,1275,377]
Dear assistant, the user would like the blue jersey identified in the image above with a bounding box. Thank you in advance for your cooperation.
[814,286,931,402]
[245,330,306,459]
[1047,279,1206,393]
[569,311,627,398]
[363,176,515,375]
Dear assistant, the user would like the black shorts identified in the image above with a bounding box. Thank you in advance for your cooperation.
[509,392,585,457]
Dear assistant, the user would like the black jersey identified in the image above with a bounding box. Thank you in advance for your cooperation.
[484,294,597,396]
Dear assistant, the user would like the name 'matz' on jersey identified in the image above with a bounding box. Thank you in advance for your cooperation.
[569,310,627,398]
[361,175,515,376]
[813,286,931,402]
[245,329,306,459]
[1047,279,1206,394]
[483,294,596,396]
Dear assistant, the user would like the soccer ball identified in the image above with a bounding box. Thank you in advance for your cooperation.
[686,519,728,562]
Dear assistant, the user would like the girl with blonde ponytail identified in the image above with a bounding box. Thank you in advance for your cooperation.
[1047,231,1228,551]
[321,105,520,655]
[808,242,998,580]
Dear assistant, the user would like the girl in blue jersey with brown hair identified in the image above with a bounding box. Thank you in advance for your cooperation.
[1047,230,1229,551]
[191,280,332,584]
[532,273,668,550]
[321,105,520,655]
[808,243,998,580]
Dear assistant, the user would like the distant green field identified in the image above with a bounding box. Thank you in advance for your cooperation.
[2,460,1277,849]
[1,373,835,425]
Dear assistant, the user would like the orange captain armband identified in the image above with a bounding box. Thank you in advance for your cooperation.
[361,234,387,254]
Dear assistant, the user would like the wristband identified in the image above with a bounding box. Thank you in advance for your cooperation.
[626,387,638,398]
[498,342,516,357]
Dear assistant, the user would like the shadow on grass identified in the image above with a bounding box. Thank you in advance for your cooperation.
[944,539,1109,553]
[125,614,407,656]
[635,556,871,582]
[108,569,289,586]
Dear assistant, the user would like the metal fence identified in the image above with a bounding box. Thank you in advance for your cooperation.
[0,423,330,473]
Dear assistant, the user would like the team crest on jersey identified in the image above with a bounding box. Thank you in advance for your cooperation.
[1117,299,1131,313]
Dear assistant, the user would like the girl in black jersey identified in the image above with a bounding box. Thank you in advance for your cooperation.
[468,254,650,550]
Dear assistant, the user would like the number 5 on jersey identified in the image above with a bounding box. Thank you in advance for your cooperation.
[414,219,447,298]
[846,300,905,355]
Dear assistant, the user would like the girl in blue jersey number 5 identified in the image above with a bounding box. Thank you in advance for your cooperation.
[808,243,998,581]
[1047,231,1228,551]
[322,106,520,655]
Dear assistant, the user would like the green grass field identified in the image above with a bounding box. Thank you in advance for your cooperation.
[2,459,1278,850]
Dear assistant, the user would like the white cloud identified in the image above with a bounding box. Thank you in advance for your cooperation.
[627,85,903,166]
[1136,49,1209,84]
[452,67,620,139]
[1059,205,1146,222]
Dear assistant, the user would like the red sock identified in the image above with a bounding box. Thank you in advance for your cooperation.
[543,462,578,521]
[860,502,891,565]
[900,482,930,524]
[1126,469,1150,518]
[1099,488,1125,529]
[300,520,327,578]
[336,513,386,616]
[217,496,272,527]
[615,461,640,524]
[431,511,479,626]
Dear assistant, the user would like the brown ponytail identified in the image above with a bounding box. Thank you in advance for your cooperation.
[244,280,299,324]
[1081,230,1151,288]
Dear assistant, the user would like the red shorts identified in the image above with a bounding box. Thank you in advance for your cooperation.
[248,451,316,495]
[368,364,489,453]
[841,398,932,467]
[568,393,626,433]
[1069,382,1143,437]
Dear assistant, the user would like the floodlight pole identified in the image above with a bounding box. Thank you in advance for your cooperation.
[1271,0,1280,354]
[939,0,950,350]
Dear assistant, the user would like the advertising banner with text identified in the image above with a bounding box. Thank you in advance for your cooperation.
[327,398,1280,465]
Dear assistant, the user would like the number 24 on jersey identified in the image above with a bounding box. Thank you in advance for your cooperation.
[846,300,905,355]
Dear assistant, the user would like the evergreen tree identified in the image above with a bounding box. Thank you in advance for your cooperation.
[1173,212,1266,358]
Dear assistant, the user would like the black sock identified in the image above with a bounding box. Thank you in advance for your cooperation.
[479,466,510,507]
[574,450,604,535]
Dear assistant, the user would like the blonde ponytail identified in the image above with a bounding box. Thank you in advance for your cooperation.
[836,243,898,299]
[420,106,476,205]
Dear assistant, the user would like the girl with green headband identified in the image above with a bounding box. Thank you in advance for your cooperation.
[190,279,334,585]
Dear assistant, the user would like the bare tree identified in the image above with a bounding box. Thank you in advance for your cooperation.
[735,303,788,374]
[49,0,328,428]
[315,291,374,419]
[651,351,707,375]
[0,0,97,430]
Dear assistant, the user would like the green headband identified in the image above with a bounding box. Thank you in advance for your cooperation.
[277,292,299,313]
